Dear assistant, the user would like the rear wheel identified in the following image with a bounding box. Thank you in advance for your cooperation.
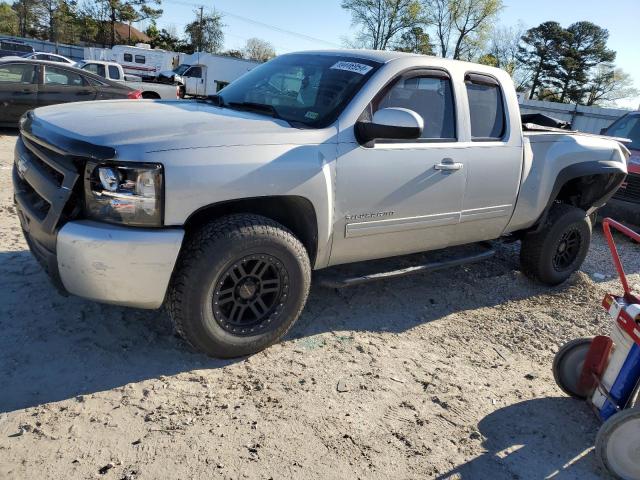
[596,408,640,480]
[552,337,593,399]
[167,214,311,358]
[520,204,592,285]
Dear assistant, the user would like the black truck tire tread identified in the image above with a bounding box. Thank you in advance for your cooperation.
[166,214,311,356]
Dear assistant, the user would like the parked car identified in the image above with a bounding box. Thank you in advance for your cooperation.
[22,52,74,64]
[600,111,640,226]
[0,58,141,126]
[77,60,180,99]
[12,50,629,357]
[0,39,34,58]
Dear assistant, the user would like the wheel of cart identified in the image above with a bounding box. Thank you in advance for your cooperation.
[596,406,640,480]
[552,218,640,480]
[553,337,594,399]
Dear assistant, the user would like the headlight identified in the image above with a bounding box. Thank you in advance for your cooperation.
[84,162,163,227]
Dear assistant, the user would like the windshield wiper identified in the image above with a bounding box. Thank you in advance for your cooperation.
[226,101,281,119]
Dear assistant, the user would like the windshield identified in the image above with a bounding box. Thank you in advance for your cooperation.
[174,64,190,75]
[605,114,640,151]
[217,54,381,127]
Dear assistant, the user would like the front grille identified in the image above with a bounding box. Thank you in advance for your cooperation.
[613,173,640,204]
[13,132,81,249]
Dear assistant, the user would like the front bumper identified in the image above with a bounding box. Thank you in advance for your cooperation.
[57,221,184,308]
[12,125,184,309]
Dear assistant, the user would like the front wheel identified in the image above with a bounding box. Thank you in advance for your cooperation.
[167,214,311,358]
[520,204,592,285]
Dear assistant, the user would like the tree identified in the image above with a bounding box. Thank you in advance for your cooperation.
[394,26,434,54]
[553,21,615,103]
[484,23,524,74]
[243,37,275,62]
[341,0,423,50]
[146,21,188,51]
[422,0,502,59]
[92,0,162,47]
[422,0,453,56]
[584,65,638,106]
[12,0,40,37]
[0,2,19,35]
[517,21,567,100]
[223,49,243,58]
[184,9,224,53]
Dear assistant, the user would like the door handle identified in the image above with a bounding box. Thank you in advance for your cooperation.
[435,159,463,171]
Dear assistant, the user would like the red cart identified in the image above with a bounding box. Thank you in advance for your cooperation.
[553,218,640,480]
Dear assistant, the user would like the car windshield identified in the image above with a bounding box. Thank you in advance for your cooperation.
[605,114,640,151]
[174,64,191,75]
[216,54,381,127]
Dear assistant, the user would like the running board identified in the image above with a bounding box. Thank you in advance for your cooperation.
[316,243,495,288]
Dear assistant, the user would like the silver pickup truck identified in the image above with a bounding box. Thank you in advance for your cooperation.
[12,50,629,357]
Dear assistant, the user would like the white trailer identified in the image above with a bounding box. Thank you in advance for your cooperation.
[176,53,260,97]
[110,44,180,80]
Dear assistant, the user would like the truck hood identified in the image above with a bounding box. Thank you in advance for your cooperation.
[26,100,335,157]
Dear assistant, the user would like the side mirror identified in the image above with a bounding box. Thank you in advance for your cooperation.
[355,107,424,144]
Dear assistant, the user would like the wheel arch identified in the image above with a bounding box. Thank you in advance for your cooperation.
[141,91,161,99]
[183,195,319,266]
[529,161,626,234]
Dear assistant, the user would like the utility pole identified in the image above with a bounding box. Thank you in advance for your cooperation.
[198,6,204,52]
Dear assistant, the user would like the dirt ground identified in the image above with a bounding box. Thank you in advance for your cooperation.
[0,128,638,480]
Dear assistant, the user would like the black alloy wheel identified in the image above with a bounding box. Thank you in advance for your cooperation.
[212,254,289,335]
[552,228,582,271]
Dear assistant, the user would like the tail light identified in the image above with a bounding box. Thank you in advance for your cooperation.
[127,90,142,99]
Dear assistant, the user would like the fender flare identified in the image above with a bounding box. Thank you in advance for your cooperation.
[530,161,626,234]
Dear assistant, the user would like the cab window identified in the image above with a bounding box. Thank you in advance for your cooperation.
[185,66,202,78]
[108,65,121,80]
[82,63,106,78]
[465,73,505,141]
[371,71,456,141]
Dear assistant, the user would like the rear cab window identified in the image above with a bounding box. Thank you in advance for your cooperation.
[108,65,121,80]
[465,73,505,141]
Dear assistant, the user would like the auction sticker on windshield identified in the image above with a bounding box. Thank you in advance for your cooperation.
[330,61,373,75]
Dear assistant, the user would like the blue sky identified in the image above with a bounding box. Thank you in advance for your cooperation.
[154,0,640,108]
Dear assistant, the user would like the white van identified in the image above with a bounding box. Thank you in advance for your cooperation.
[110,44,179,80]
[176,53,260,97]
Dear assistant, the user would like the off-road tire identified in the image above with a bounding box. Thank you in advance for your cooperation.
[167,214,311,358]
[520,204,592,285]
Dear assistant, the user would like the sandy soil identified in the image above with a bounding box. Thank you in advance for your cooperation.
[0,128,639,480]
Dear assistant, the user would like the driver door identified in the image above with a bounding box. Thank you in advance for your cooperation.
[183,65,206,96]
[330,70,467,265]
